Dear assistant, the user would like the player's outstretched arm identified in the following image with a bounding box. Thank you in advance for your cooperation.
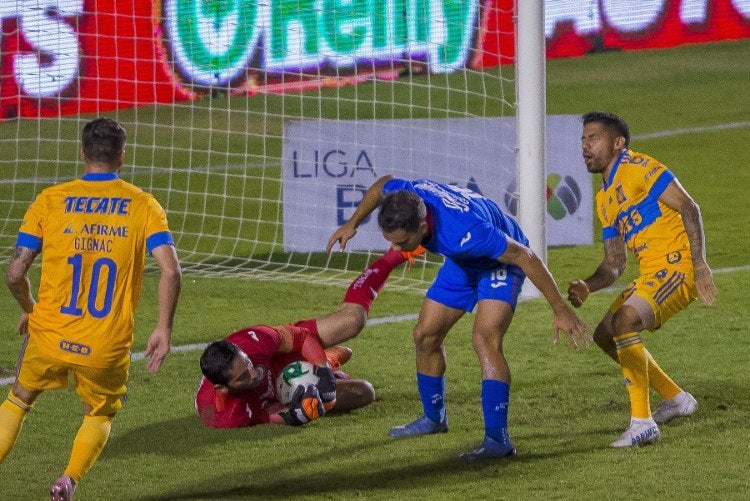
[659,179,717,306]
[692,261,717,306]
[145,244,182,372]
[499,239,590,350]
[326,174,393,252]
[567,235,626,308]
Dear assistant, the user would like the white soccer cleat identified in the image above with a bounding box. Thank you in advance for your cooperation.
[609,418,660,448]
[652,391,698,424]
[50,475,76,501]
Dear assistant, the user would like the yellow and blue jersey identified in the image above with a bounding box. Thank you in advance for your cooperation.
[16,172,174,368]
[596,149,691,273]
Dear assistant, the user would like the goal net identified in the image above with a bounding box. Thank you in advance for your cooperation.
[0,0,519,292]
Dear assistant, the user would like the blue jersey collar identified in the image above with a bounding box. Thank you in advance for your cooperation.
[82,172,119,181]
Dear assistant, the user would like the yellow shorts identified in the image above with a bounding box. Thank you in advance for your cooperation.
[609,262,697,330]
[16,335,129,417]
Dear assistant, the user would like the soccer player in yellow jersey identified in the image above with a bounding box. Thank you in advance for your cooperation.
[0,118,182,500]
[568,112,717,448]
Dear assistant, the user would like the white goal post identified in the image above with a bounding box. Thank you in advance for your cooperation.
[516,0,547,267]
[516,0,547,298]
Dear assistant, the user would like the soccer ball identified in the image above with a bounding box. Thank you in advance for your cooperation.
[276,360,319,405]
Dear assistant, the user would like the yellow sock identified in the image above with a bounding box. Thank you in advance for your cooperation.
[645,350,681,400]
[614,332,651,419]
[63,415,112,483]
[0,394,32,463]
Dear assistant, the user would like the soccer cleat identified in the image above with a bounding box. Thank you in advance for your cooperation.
[50,475,76,501]
[459,436,517,461]
[325,345,352,371]
[400,245,427,269]
[652,392,698,424]
[609,418,660,448]
[388,415,448,438]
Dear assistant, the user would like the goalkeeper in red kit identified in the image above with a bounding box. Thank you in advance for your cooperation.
[195,248,418,428]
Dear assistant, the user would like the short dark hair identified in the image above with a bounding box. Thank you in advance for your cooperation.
[378,190,426,233]
[200,340,240,386]
[81,118,127,166]
[582,111,630,148]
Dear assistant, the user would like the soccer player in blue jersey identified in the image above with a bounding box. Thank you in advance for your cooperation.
[568,112,717,448]
[327,176,589,460]
[0,118,182,500]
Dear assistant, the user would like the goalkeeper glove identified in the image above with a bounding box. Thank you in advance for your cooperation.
[313,365,337,411]
[280,385,325,426]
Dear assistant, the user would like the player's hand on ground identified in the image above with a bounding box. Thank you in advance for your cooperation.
[552,307,591,351]
[567,279,589,308]
[694,262,717,306]
[281,385,325,426]
[313,365,337,411]
[326,224,357,253]
[145,326,172,373]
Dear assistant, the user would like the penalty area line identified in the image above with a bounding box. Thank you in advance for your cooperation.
[1,263,748,388]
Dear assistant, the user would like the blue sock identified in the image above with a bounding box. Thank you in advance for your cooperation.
[482,379,511,444]
[417,373,445,423]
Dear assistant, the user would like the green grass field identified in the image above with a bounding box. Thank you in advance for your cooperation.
[1,40,749,499]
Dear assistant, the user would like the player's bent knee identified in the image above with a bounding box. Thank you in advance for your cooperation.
[470,330,503,354]
[347,313,367,337]
[9,382,39,407]
[592,327,612,346]
[321,304,368,345]
[412,326,445,351]
[611,305,646,334]
[358,380,376,405]
[329,379,375,413]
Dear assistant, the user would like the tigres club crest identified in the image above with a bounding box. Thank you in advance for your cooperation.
[615,184,627,205]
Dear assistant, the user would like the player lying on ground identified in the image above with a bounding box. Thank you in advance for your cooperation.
[195,248,415,427]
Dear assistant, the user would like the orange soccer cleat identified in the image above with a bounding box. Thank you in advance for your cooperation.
[325,345,352,371]
[400,245,427,269]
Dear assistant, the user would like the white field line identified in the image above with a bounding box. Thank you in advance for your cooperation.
[1,264,748,388]
[632,121,750,141]
[2,121,749,186]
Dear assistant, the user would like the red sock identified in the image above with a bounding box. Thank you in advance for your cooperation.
[343,250,406,311]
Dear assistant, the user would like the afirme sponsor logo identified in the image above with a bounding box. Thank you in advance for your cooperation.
[80,224,130,237]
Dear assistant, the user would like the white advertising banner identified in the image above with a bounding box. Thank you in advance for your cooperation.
[282,116,592,252]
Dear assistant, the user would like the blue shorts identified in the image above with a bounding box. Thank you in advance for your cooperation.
[426,258,525,312]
